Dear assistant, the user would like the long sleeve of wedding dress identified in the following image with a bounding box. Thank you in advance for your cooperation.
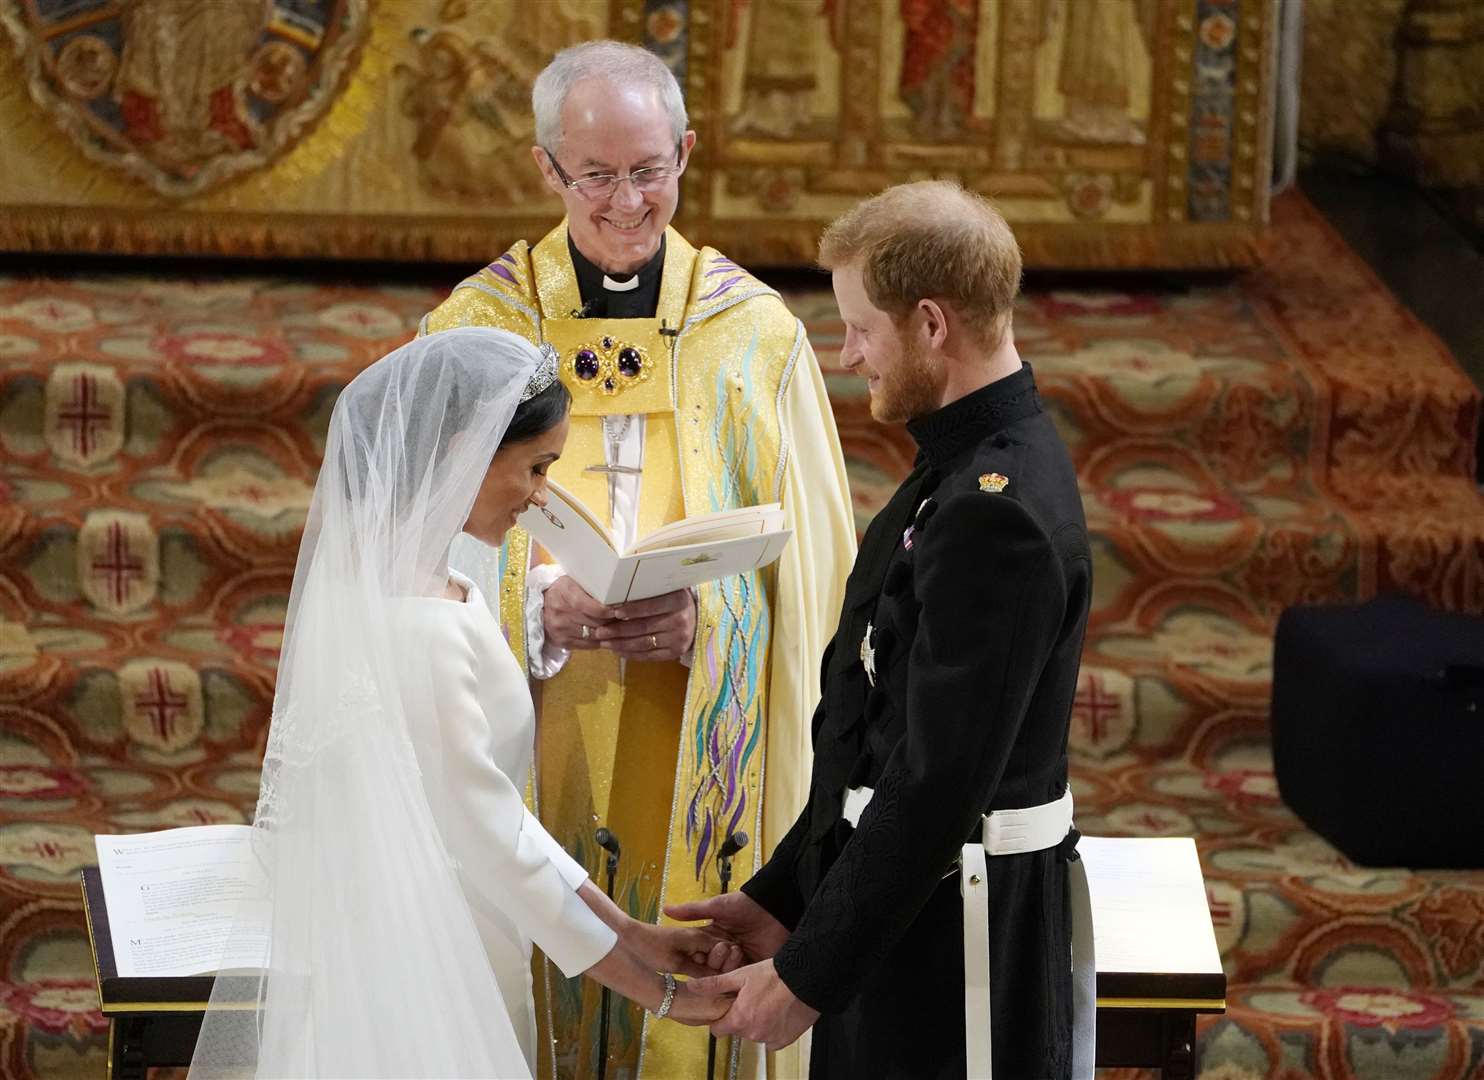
[400,578,618,981]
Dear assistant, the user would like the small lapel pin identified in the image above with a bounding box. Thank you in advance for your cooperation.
[860,622,877,687]
[905,498,935,548]
[979,472,1009,494]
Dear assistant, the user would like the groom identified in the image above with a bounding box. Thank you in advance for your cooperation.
[672,182,1094,1078]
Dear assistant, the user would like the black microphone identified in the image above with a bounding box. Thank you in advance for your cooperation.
[716,832,748,891]
[594,827,623,1080]
[709,830,751,1080]
[595,827,621,872]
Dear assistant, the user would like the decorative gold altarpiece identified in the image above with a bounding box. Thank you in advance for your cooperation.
[0,0,1276,268]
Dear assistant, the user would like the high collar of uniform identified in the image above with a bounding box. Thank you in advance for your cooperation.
[906,363,1041,468]
[569,234,666,298]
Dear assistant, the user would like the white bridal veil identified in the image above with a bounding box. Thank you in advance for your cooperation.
[190,327,556,1078]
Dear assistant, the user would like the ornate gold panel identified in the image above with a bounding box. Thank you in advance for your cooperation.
[0,0,1276,268]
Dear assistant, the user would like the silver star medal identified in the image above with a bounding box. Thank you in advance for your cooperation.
[860,622,877,687]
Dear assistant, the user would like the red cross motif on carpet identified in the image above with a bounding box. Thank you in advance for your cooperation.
[1203,879,1245,955]
[57,372,108,457]
[136,668,189,744]
[11,296,94,332]
[1069,668,1135,759]
[28,838,69,863]
[1207,886,1234,930]
[0,825,94,875]
[79,511,158,613]
[46,363,123,466]
[91,521,144,607]
[121,660,202,752]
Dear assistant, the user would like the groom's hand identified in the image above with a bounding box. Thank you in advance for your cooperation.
[665,891,789,967]
[691,960,818,1052]
[595,588,696,662]
[543,576,619,651]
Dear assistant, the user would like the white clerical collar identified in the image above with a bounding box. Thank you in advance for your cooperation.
[602,274,640,292]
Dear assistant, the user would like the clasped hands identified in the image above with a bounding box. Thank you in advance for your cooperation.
[543,575,695,662]
[625,891,819,1051]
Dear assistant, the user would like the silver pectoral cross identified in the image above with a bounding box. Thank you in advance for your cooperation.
[584,414,643,476]
[860,622,877,687]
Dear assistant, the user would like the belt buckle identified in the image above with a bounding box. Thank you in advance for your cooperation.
[943,814,987,881]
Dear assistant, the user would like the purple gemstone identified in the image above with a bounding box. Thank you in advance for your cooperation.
[603,378,615,391]
[617,347,643,377]
[574,349,599,380]
[601,336,613,349]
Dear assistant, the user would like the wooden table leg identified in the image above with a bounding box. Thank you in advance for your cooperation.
[109,1018,148,1080]
[1161,1010,1197,1080]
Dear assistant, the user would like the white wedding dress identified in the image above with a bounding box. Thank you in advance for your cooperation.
[397,568,617,1070]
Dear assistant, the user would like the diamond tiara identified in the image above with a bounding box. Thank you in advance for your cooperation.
[520,341,561,402]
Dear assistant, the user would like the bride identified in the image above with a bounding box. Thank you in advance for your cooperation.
[190,328,727,1078]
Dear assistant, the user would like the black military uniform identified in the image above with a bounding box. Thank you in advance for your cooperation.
[743,363,1091,1079]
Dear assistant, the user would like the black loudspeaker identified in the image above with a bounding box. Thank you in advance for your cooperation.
[1272,593,1484,869]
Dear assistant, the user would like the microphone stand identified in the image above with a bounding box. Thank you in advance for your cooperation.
[595,827,621,1080]
[707,831,748,1080]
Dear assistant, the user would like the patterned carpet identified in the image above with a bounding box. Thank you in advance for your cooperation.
[1,191,1482,1079]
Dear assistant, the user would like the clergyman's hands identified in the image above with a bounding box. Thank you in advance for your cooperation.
[664,891,788,968]
[594,588,696,662]
[542,575,619,652]
[691,960,818,1052]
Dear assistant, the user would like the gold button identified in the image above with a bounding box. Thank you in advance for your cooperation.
[969,874,982,886]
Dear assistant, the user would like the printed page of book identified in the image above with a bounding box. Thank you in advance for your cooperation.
[1078,836,1223,978]
[94,825,271,978]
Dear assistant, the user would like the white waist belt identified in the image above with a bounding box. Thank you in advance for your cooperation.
[842,785,1094,1080]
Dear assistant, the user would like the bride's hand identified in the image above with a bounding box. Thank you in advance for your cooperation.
[664,979,733,1026]
[626,920,741,978]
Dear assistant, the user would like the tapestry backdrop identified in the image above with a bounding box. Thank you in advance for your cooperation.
[0,0,1276,267]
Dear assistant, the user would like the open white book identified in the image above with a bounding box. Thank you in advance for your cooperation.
[94,825,269,978]
[516,479,791,605]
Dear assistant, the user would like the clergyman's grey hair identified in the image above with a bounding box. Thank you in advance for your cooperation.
[532,40,687,153]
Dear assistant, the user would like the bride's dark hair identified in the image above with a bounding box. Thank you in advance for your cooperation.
[501,378,571,445]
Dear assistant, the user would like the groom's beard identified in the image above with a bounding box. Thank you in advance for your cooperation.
[870,332,943,424]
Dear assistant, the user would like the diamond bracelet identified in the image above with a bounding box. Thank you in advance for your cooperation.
[655,972,677,1018]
